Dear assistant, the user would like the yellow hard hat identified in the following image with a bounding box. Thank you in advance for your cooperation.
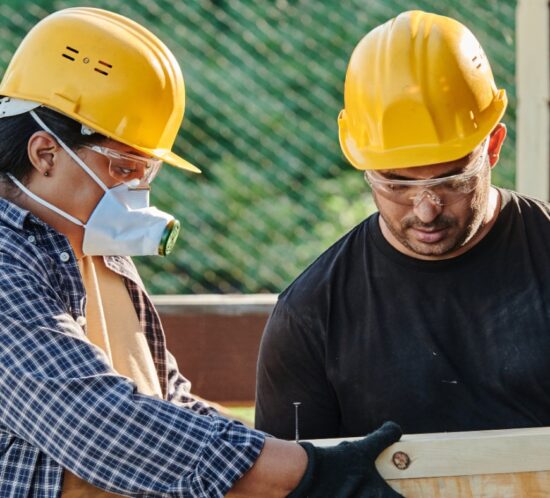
[338,10,507,170]
[0,7,200,173]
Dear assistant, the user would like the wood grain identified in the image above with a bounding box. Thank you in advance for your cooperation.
[308,426,550,496]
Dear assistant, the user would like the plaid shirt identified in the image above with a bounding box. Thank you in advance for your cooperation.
[0,198,265,497]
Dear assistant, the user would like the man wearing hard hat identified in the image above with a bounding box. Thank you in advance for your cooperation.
[0,7,402,498]
[256,11,550,443]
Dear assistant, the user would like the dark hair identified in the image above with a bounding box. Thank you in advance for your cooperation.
[0,104,105,181]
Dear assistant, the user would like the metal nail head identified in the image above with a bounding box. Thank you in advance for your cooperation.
[392,451,411,470]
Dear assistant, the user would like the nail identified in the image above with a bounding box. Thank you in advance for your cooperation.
[392,451,411,470]
[293,402,301,443]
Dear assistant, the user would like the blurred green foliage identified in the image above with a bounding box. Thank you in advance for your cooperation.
[0,0,516,293]
[226,405,255,426]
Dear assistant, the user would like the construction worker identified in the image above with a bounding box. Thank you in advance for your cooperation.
[255,10,550,441]
[0,7,404,498]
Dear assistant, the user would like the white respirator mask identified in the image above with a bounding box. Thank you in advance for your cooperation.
[4,103,180,256]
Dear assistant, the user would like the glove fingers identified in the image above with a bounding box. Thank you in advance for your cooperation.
[339,475,405,498]
[361,421,403,458]
[369,472,406,498]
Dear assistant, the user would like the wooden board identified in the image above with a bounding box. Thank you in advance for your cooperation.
[309,426,550,497]
[387,471,550,497]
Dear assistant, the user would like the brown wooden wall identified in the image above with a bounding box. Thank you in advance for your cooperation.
[152,295,276,403]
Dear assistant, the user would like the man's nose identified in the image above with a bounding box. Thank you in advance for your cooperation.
[412,190,443,223]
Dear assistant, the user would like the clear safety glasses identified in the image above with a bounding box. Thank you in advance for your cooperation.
[364,139,489,206]
[82,144,162,187]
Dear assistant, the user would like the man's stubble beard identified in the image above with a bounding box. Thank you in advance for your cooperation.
[376,178,491,258]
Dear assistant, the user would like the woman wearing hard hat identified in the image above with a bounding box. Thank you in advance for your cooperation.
[0,7,401,498]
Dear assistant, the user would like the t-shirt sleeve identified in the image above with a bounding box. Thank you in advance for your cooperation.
[255,297,341,439]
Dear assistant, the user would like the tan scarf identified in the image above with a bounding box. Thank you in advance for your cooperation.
[62,256,162,497]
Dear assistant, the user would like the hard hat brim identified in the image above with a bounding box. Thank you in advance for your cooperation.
[146,149,201,174]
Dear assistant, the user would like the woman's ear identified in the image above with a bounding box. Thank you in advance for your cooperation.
[488,123,507,167]
[27,131,59,177]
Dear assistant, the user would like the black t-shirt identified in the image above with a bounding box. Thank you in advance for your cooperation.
[255,189,550,439]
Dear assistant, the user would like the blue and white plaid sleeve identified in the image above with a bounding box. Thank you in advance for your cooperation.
[0,251,265,497]
[164,349,221,416]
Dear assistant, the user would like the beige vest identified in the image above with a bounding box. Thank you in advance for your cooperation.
[62,256,162,497]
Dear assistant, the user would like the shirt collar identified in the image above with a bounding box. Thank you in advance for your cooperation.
[0,197,34,230]
[0,197,60,241]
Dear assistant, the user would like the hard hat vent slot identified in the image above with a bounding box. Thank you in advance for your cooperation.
[94,60,112,76]
[62,46,79,62]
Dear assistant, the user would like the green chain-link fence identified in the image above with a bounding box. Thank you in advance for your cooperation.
[0,0,516,293]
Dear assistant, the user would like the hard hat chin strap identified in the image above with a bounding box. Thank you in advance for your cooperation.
[29,110,108,192]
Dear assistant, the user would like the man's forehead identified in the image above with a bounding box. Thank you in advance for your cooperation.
[378,147,481,180]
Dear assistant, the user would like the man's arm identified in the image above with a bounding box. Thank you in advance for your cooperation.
[255,298,341,439]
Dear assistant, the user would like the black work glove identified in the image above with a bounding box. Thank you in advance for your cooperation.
[287,421,404,498]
